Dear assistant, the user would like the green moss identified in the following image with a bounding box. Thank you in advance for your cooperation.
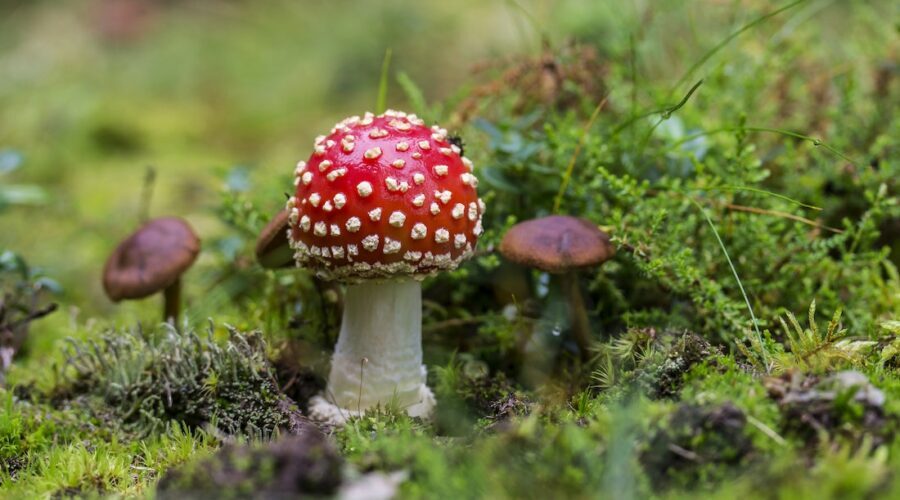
[52,324,300,437]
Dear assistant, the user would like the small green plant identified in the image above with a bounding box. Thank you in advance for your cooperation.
[55,323,300,437]
[771,301,875,373]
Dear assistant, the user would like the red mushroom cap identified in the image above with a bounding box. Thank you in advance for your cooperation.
[287,110,484,282]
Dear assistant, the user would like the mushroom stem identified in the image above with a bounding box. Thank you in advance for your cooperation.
[163,278,181,324]
[322,279,431,414]
[558,272,592,360]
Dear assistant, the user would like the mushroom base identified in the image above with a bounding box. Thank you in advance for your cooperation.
[311,280,434,424]
[307,384,436,425]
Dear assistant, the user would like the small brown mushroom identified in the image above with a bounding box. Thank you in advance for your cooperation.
[255,209,293,269]
[103,217,200,322]
[499,215,614,360]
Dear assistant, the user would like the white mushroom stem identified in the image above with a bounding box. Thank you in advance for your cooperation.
[319,279,433,417]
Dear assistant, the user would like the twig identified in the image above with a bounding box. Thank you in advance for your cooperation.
[553,95,609,212]
[8,302,58,330]
[724,204,843,234]
[423,317,486,334]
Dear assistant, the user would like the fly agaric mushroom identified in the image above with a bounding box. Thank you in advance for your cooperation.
[103,217,200,322]
[499,215,614,360]
[256,209,293,269]
[287,110,484,423]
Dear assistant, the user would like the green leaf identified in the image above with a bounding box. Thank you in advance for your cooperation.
[0,149,23,174]
[0,185,47,205]
[396,72,428,119]
[375,48,392,114]
[480,166,522,193]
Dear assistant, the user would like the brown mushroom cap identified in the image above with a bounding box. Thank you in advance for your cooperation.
[499,215,614,273]
[255,209,293,269]
[103,217,200,301]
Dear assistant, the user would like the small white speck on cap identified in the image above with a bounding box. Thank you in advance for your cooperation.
[439,147,453,156]
[295,161,307,174]
[315,145,326,156]
[309,193,321,207]
[410,223,427,240]
[293,176,301,186]
[468,202,478,221]
[391,159,406,169]
[314,135,326,145]
[396,141,410,152]
[430,202,440,215]
[360,112,374,125]
[342,139,355,153]
[418,140,431,150]
[383,237,402,254]
[345,216,361,233]
[289,208,299,224]
[347,244,359,256]
[454,234,467,248]
[389,119,411,131]
[431,133,446,142]
[369,128,388,139]
[314,222,327,236]
[310,246,321,256]
[364,147,383,159]
[473,219,483,236]
[332,246,346,258]
[286,196,297,209]
[478,198,486,212]
[301,172,313,185]
[368,208,382,221]
[435,228,450,243]
[357,181,373,197]
[300,215,311,231]
[421,252,435,265]
[333,193,347,209]
[412,194,425,207]
[462,157,474,171]
[451,203,465,219]
[435,190,452,204]
[412,152,423,159]
[326,140,336,148]
[362,235,379,251]
[322,201,333,212]
[330,224,340,236]
[389,211,406,227]
[321,247,331,258]
[413,173,425,185]
[326,168,347,181]
[460,172,476,187]
[433,164,449,176]
[404,250,423,261]
[318,160,332,172]
[385,177,401,191]
[450,145,461,154]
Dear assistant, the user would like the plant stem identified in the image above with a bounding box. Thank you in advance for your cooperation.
[163,278,181,324]
[558,272,592,361]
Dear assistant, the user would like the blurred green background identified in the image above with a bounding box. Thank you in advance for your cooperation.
[0,0,895,328]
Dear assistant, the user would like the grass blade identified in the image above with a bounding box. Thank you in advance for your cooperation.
[375,48,393,114]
